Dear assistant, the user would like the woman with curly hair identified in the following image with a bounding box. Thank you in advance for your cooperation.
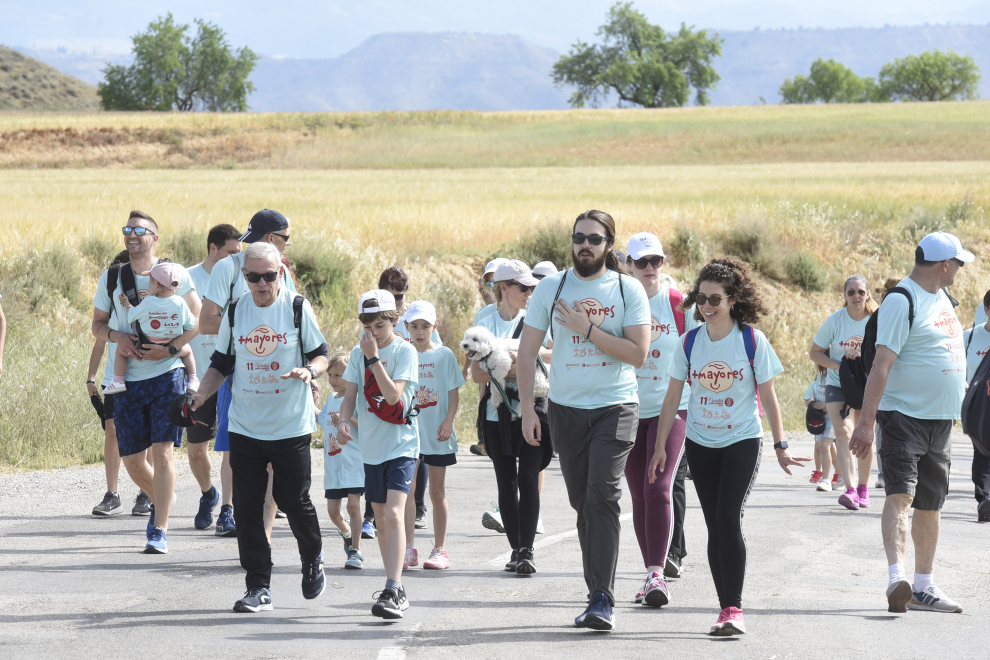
[647,256,809,637]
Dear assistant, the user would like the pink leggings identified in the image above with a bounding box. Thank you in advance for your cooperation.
[624,411,687,569]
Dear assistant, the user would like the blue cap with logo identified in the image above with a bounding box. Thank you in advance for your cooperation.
[240,209,289,243]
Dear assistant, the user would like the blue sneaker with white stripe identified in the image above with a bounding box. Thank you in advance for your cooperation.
[145,527,168,554]
[195,486,219,530]
[907,585,962,613]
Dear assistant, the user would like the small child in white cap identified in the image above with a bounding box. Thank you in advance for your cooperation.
[104,262,198,394]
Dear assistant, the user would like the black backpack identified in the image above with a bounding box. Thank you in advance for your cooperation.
[838,357,868,418]
[962,349,990,459]
[860,287,914,375]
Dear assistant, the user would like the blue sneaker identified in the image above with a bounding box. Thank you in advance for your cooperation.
[215,505,236,537]
[195,486,219,530]
[361,520,376,539]
[301,552,325,600]
[345,548,364,569]
[145,527,168,554]
[577,592,615,631]
[146,504,155,539]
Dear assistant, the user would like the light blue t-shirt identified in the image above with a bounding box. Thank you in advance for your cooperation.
[669,324,784,448]
[342,338,420,465]
[92,260,195,382]
[216,287,326,441]
[395,316,443,346]
[187,263,217,376]
[203,251,296,315]
[876,277,965,420]
[975,305,988,328]
[127,295,195,343]
[317,394,364,491]
[636,288,698,418]
[812,308,869,388]
[525,268,650,409]
[964,323,990,383]
[474,303,497,325]
[804,378,834,438]
[100,309,119,389]
[413,346,465,455]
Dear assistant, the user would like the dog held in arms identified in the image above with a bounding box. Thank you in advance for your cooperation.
[461,325,549,411]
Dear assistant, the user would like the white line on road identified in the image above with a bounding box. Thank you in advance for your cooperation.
[487,512,632,565]
[376,622,422,660]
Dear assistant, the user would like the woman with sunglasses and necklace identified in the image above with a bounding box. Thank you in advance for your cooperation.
[622,232,699,608]
[647,256,808,636]
[809,275,878,510]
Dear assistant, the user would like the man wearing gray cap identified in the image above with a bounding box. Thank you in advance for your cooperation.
[850,231,972,615]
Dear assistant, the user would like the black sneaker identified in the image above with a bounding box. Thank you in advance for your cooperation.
[664,553,682,579]
[301,552,326,600]
[132,491,152,516]
[515,547,536,576]
[504,549,520,572]
[579,592,615,631]
[979,498,990,523]
[372,586,409,619]
[92,491,123,516]
[469,443,487,456]
[234,587,273,613]
[415,505,428,529]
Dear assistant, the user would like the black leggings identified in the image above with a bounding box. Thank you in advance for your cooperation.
[484,421,542,550]
[685,437,761,610]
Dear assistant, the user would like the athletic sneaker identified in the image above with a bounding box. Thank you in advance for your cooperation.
[643,572,670,607]
[504,549,520,572]
[709,607,730,634]
[713,607,746,636]
[886,578,913,613]
[345,548,364,569]
[515,547,536,575]
[275,508,287,519]
[664,553,682,579]
[977,498,990,523]
[215,505,236,537]
[195,485,219,529]
[403,545,419,569]
[92,491,123,516]
[838,487,860,511]
[144,527,168,554]
[817,479,833,492]
[831,473,840,486]
[536,515,545,535]
[103,380,127,395]
[908,585,963,613]
[577,592,615,631]
[634,581,647,604]
[809,470,823,484]
[132,491,152,515]
[876,474,886,489]
[423,547,451,570]
[361,519,376,539]
[301,553,325,599]
[415,505,428,529]
[372,586,409,619]
[469,443,487,456]
[146,504,155,539]
[857,484,871,508]
[234,587,273,613]
[482,504,505,533]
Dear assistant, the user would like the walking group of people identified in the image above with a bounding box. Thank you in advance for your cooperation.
[83,205,984,633]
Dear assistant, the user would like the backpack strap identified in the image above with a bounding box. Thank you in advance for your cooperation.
[119,262,142,308]
[293,294,305,365]
[668,288,685,336]
[548,270,568,339]
[968,326,975,354]
[107,264,121,301]
[485,364,522,420]
[226,298,239,356]
[888,287,915,329]
[682,326,702,384]
[742,324,764,417]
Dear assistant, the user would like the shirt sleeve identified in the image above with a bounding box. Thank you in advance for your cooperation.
[93,270,112,313]
[300,299,327,353]
[804,382,815,401]
[204,257,235,307]
[342,347,361,385]
[393,343,419,385]
[126,299,144,325]
[669,336,690,381]
[523,277,553,332]
[622,277,651,327]
[216,308,233,355]
[812,312,835,349]
[444,348,466,390]
[753,330,785,385]
[875,293,911,355]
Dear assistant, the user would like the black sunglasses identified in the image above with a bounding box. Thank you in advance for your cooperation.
[846,289,867,296]
[506,281,535,293]
[393,292,406,303]
[244,271,279,284]
[122,226,155,236]
[695,294,725,307]
[572,233,607,246]
[271,232,290,242]
[631,255,664,270]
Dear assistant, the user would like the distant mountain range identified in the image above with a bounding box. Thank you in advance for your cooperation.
[0,45,98,110]
[10,24,990,111]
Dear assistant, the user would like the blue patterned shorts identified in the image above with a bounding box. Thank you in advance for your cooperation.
[113,368,185,457]
[214,379,232,452]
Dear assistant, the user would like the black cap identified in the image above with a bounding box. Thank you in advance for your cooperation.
[168,392,216,428]
[240,209,289,243]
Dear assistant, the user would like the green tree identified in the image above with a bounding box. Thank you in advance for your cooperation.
[780,59,874,104]
[98,13,258,112]
[551,2,722,108]
[876,50,981,102]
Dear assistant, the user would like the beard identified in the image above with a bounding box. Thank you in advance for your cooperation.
[572,247,608,278]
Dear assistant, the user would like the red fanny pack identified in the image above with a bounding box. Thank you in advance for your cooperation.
[364,360,417,425]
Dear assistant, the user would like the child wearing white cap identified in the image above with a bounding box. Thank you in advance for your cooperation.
[532,261,558,280]
[104,262,198,395]
[401,300,465,570]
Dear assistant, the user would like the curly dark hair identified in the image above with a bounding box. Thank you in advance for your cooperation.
[683,256,769,326]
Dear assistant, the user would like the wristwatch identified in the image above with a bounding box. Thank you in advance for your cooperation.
[306,365,318,380]
[365,356,380,367]
[773,440,789,450]
[168,344,179,356]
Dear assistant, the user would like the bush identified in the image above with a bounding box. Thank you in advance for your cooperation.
[166,225,209,267]
[290,239,354,315]
[722,226,786,281]
[667,226,705,266]
[80,232,120,270]
[509,220,572,271]
[787,252,829,291]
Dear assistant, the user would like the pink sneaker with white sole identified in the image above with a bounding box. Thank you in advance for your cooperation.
[714,607,746,636]
[403,546,418,569]
[423,547,450,570]
[709,608,730,634]
[857,485,871,508]
[838,487,860,510]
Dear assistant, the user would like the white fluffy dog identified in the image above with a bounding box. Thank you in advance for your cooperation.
[461,325,550,411]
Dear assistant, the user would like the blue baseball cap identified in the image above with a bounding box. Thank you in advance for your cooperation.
[240,209,289,243]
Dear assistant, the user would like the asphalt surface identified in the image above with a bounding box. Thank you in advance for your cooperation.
[2,431,988,659]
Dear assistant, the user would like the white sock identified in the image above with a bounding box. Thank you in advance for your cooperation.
[888,563,906,584]
[342,530,351,539]
[914,572,933,592]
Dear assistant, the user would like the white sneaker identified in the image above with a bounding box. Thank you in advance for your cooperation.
[908,585,963,613]
[481,503,505,534]
[875,474,885,489]
[536,515,545,535]
[186,376,200,392]
[103,380,127,394]
[817,479,832,492]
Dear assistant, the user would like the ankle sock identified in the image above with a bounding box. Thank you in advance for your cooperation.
[342,530,351,539]
[385,578,401,592]
[913,573,933,592]
[112,375,125,383]
[888,563,906,584]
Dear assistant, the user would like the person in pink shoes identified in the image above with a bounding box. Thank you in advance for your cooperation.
[647,257,809,636]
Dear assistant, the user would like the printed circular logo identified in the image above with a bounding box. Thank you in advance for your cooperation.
[150,319,161,330]
[270,361,280,371]
[244,325,281,357]
[652,349,661,359]
[650,317,665,342]
[724,397,734,407]
[696,361,736,393]
[936,309,959,338]
[842,335,864,352]
[580,298,616,327]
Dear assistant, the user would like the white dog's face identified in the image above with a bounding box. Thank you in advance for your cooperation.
[461,326,496,361]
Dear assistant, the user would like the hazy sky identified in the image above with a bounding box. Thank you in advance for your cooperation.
[3,1,988,58]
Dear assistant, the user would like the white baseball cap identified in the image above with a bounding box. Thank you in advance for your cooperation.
[918,232,974,263]
[404,300,437,325]
[358,289,396,313]
[626,232,666,260]
[493,259,539,287]
[532,261,558,278]
[484,258,508,276]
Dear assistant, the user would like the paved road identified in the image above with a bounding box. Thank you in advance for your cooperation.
[2,432,988,659]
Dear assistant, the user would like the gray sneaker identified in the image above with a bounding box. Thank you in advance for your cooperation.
[907,585,963,613]
[92,491,123,516]
[234,587,273,613]
[132,491,152,516]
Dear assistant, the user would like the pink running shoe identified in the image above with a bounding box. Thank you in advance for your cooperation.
[643,572,670,608]
[838,487,860,511]
[423,547,450,570]
[715,607,746,636]
[809,470,823,484]
[857,485,871,508]
[403,546,418,569]
[634,584,646,604]
[709,608,730,634]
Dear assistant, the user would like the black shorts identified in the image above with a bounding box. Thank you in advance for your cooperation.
[420,453,457,467]
[824,385,846,405]
[325,488,365,499]
[877,410,952,511]
[186,391,219,444]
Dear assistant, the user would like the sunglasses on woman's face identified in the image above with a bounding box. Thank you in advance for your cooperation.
[484,281,495,289]
[846,289,867,297]
[507,281,534,293]
[695,294,725,307]
[122,226,155,236]
[572,233,606,246]
[632,255,663,270]
[244,271,279,284]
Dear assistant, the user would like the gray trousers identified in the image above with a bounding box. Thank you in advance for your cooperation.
[548,401,638,604]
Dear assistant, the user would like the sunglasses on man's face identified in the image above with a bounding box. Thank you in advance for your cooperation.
[572,233,606,246]
[244,271,279,284]
[122,226,155,236]
[631,255,664,270]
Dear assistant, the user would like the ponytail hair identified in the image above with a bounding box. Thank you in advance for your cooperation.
[573,209,627,274]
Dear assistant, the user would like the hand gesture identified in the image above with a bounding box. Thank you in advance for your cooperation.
[338,421,352,445]
[280,367,313,384]
[359,328,379,359]
[553,299,593,336]
[438,419,453,443]
[118,292,133,310]
[775,448,812,475]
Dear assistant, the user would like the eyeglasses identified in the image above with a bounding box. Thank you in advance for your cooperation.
[244,271,279,284]
[695,294,725,307]
[507,281,534,293]
[271,232,290,241]
[846,289,867,296]
[572,233,607,246]
[632,255,664,270]
[122,226,155,236]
